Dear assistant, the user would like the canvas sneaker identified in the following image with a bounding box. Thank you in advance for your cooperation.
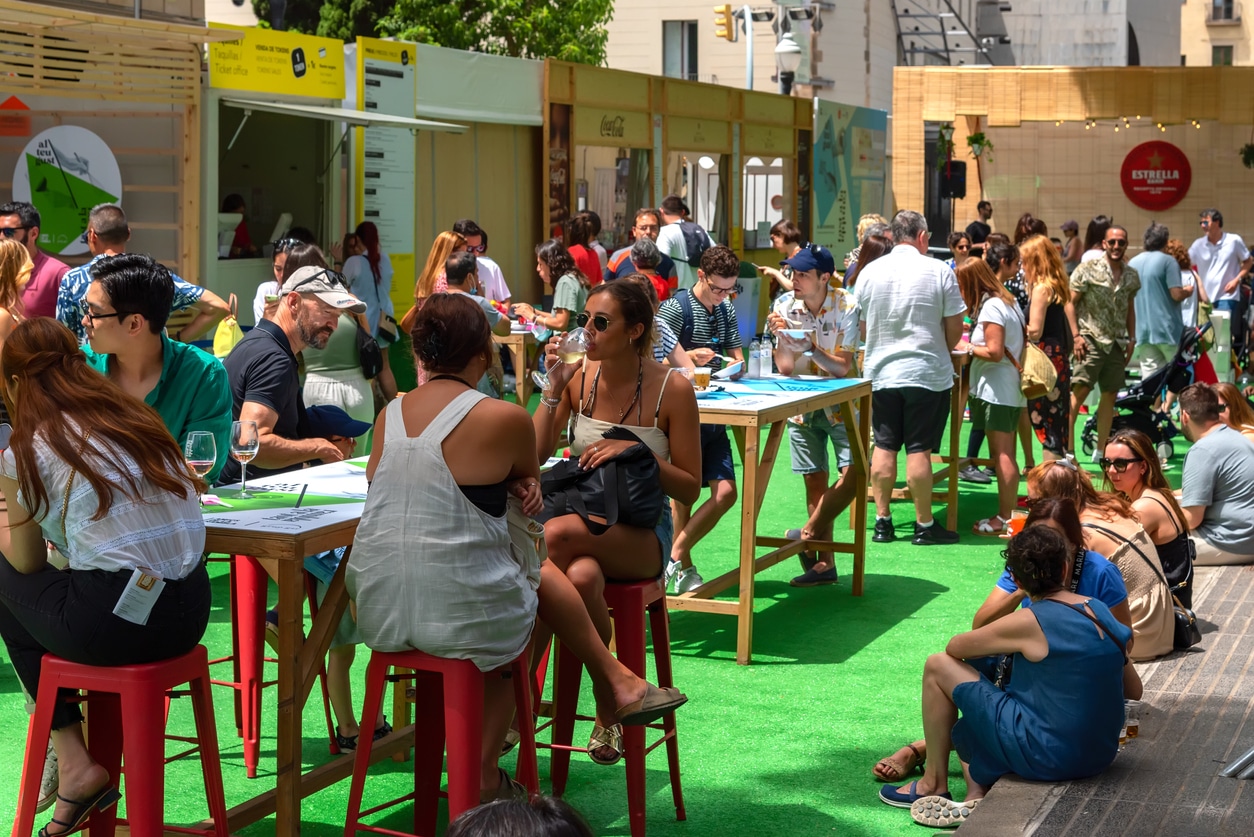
[675,567,705,595]
[663,559,682,593]
[36,742,57,813]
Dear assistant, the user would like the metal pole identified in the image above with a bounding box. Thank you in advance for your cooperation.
[1220,745,1254,778]
[742,5,754,91]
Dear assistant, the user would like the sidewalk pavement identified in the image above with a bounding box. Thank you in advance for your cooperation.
[962,564,1254,837]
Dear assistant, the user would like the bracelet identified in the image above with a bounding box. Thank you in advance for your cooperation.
[540,395,562,411]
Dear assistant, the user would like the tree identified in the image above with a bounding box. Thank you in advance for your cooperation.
[250,0,613,65]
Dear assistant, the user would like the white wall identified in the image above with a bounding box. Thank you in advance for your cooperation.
[204,0,258,26]
[1127,0,1185,66]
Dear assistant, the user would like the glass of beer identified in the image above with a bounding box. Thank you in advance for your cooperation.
[693,367,712,390]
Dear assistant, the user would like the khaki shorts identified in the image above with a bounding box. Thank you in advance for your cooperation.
[1071,336,1128,394]
[969,397,1021,434]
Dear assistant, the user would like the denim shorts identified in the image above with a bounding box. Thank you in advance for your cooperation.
[789,411,852,474]
[654,503,674,570]
[699,423,737,483]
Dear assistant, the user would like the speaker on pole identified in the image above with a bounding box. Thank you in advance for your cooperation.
[939,161,967,199]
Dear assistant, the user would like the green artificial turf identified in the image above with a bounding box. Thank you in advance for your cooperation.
[0,413,1169,836]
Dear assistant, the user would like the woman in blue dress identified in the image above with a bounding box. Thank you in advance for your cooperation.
[880,525,1134,828]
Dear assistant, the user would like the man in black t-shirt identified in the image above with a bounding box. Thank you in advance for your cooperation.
[965,200,994,246]
[220,266,366,484]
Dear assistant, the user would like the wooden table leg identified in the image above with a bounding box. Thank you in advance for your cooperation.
[946,380,961,530]
[736,423,761,665]
[513,340,531,404]
[272,558,304,837]
[841,394,872,596]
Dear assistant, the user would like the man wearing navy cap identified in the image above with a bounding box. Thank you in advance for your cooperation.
[768,244,863,585]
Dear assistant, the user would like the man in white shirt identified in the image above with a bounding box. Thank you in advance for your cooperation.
[854,210,967,546]
[1189,208,1251,355]
[453,218,510,303]
[656,194,712,291]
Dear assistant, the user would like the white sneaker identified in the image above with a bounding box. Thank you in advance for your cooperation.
[36,741,57,813]
[676,567,705,595]
[663,559,682,592]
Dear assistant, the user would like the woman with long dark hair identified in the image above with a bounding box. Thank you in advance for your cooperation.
[511,239,591,334]
[0,318,210,835]
[342,222,398,400]
[566,212,604,288]
[843,233,892,292]
[1081,215,1112,263]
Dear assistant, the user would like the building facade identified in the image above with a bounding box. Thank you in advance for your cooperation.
[1181,0,1252,66]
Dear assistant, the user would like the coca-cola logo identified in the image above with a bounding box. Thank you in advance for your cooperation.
[599,115,625,138]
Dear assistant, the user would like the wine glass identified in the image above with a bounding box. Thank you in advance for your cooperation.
[532,327,592,392]
[230,420,260,499]
[184,431,217,500]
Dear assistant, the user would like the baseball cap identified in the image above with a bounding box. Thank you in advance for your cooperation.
[279,266,366,313]
[1061,219,1079,232]
[781,244,836,276]
[305,404,371,439]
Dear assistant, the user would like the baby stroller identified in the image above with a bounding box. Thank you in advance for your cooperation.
[1080,321,1211,461]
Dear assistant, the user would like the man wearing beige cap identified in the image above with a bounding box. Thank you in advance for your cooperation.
[220,265,367,484]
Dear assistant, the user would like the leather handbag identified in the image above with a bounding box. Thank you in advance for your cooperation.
[1003,310,1057,399]
[538,426,664,536]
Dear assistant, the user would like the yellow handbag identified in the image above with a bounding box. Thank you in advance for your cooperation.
[212,293,245,359]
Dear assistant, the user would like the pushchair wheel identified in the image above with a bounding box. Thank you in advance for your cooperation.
[1157,440,1174,462]
[1082,437,1096,456]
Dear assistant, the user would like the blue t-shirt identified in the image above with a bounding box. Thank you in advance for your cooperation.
[995,550,1128,611]
[1128,250,1184,347]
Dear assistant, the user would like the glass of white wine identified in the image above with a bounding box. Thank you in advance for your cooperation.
[230,420,260,499]
[532,327,592,392]
[184,431,216,501]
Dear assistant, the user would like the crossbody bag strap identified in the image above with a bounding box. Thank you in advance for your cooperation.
[1146,494,1185,536]
[1082,521,1170,588]
[979,295,1028,371]
[1040,599,1129,665]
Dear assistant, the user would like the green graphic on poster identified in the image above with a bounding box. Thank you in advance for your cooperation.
[811,101,887,262]
[12,126,122,257]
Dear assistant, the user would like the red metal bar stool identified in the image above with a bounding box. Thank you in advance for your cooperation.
[344,648,539,836]
[206,554,336,777]
[12,645,229,837]
[539,578,685,837]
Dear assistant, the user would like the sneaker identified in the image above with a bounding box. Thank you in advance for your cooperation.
[983,466,997,478]
[873,517,896,543]
[790,566,838,587]
[958,464,991,484]
[913,521,960,546]
[675,567,705,594]
[663,559,682,593]
[36,742,57,813]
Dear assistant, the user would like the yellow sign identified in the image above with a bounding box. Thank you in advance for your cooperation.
[359,37,414,66]
[208,24,345,99]
[573,108,651,147]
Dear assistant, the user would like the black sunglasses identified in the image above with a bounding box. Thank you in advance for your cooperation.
[1105,239,1128,247]
[1099,456,1143,472]
[272,237,305,253]
[0,225,29,238]
[576,311,612,332]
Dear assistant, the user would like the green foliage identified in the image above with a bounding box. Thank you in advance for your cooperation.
[249,0,612,65]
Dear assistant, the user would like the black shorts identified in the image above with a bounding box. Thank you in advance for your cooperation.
[872,386,951,454]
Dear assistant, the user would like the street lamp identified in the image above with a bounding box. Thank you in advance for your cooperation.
[775,31,802,95]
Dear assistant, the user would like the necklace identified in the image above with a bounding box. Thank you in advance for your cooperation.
[592,360,643,422]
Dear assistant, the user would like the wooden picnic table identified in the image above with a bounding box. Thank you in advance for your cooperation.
[494,327,539,404]
[668,375,873,664]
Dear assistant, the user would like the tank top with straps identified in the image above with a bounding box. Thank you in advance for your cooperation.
[570,366,676,461]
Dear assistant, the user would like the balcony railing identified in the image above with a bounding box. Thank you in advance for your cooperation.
[1207,2,1243,25]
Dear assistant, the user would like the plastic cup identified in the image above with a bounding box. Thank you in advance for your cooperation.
[1006,516,1026,537]
[1125,699,1143,739]
[693,367,712,390]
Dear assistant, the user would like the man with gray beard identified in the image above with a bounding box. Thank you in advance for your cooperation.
[220,265,365,483]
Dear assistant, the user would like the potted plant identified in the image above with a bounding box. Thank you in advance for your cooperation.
[1241,143,1254,169]
[936,123,955,171]
[967,131,995,163]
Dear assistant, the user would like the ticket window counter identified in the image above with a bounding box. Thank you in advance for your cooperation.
[573,145,651,253]
[665,151,729,244]
[742,156,787,249]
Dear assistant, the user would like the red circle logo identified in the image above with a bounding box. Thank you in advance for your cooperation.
[1120,141,1192,212]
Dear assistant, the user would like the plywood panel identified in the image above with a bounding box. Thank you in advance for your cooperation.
[572,63,650,110]
[664,80,732,121]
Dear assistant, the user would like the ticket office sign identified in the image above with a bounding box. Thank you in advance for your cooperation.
[209,24,345,99]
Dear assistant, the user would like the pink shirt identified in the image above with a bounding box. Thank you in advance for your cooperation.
[24,249,70,319]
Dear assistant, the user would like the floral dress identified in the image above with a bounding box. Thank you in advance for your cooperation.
[1027,298,1072,455]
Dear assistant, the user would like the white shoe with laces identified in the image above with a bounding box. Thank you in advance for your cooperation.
[36,741,57,813]
[676,567,705,595]
[663,559,682,593]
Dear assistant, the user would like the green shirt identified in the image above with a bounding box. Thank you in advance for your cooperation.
[1069,258,1141,348]
[551,272,589,331]
[83,333,233,482]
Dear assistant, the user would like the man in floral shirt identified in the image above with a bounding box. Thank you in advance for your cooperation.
[1068,225,1140,458]
[768,244,862,586]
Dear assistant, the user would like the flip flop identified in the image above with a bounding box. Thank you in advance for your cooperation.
[872,742,925,782]
[878,780,950,809]
[615,683,688,726]
[39,786,121,837]
[588,723,624,766]
[911,796,980,828]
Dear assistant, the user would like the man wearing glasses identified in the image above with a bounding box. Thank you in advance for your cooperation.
[656,245,745,593]
[452,218,512,304]
[56,203,231,344]
[219,266,366,485]
[1067,226,1140,460]
[605,208,678,285]
[0,201,69,319]
[1189,208,1252,357]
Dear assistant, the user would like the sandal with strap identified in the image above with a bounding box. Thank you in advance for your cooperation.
[972,516,1009,537]
[479,767,528,804]
[588,723,624,766]
[615,683,688,726]
[39,786,122,837]
[873,742,925,782]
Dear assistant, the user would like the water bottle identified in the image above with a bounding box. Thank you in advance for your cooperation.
[758,333,774,376]
[747,338,761,378]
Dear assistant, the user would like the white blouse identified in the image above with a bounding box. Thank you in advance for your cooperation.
[2,433,206,579]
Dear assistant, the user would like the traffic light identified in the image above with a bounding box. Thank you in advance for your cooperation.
[714,4,738,43]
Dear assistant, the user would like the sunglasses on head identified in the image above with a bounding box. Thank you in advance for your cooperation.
[575,311,612,332]
[289,268,348,293]
[272,237,304,253]
[1100,456,1142,473]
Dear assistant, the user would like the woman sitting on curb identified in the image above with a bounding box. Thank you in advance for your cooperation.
[878,526,1132,828]
[873,497,1138,784]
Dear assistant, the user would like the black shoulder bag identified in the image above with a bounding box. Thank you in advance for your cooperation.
[356,323,384,379]
[1084,522,1201,651]
[537,426,665,536]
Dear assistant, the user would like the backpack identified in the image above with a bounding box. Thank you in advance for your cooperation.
[676,290,732,356]
[676,220,712,265]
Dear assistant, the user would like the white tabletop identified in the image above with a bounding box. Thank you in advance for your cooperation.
[203,458,368,536]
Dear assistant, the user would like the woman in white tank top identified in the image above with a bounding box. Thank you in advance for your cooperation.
[533,281,703,764]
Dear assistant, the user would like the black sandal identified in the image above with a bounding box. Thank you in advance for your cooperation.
[39,786,121,837]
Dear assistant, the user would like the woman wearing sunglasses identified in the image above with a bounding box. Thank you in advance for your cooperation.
[1101,429,1195,608]
[1211,382,1254,446]
[1026,459,1174,660]
[946,232,972,271]
[532,281,702,766]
